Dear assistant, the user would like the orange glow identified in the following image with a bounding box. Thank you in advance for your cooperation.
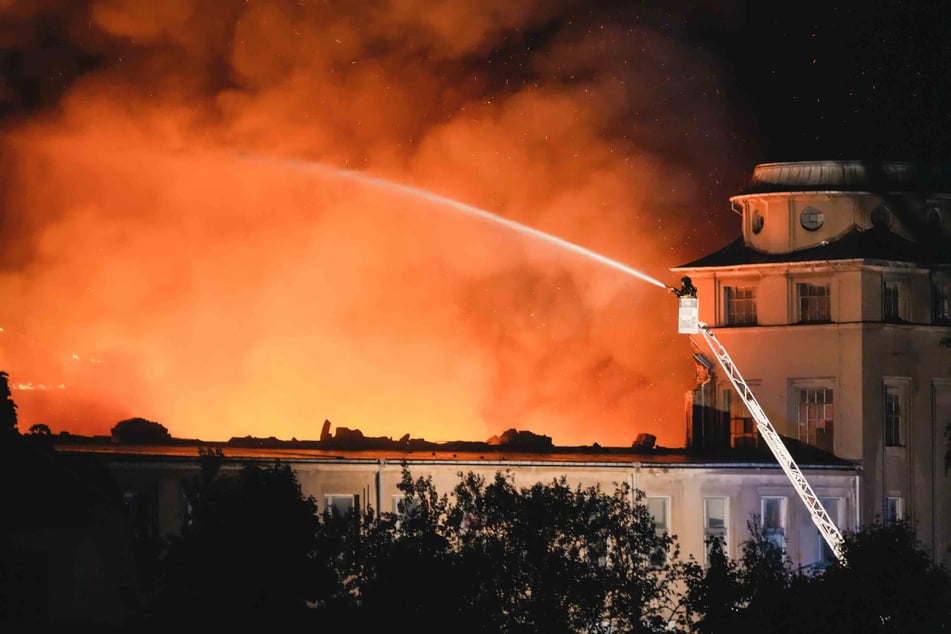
[0,1,737,447]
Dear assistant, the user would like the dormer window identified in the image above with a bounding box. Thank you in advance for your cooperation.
[800,207,824,231]
[751,210,764,234]
[871,205,892,228]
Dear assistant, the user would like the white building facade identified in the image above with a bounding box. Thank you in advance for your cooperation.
[673,160,951,561]
[94,445,858,571]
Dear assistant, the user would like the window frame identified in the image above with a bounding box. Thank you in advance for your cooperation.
[646,496,670,568]
[795,281,832,323]
[817,497,842,566]
[882,277,908,323]
[703,496,729,566]
[883,377,911,447]
[792,381,835,453]
[724,387,759,448]
[884,496,903,524]
[325,493,358,517]
[723,285,758,326]
[760,496,787,553]
[933,278,951,324]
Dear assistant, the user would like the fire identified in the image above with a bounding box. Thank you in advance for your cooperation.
[0,1,739,447]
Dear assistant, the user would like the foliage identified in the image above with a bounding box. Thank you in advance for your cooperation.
[315,466,692,633]
[138,462,951,632]
[153,460,321,627]
[110,417,171,444]
[0,370,18,436]
[682,536,743,634]
[684,516,951,634]
[793,520,951,633]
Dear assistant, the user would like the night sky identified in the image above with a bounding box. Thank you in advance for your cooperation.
[0,1,948,446]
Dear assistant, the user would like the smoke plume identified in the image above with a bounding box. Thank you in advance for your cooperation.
[0,0,744,446]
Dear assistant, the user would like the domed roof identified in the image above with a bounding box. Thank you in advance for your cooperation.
[739,160,951,194]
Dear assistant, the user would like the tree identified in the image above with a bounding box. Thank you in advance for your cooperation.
[796,520,951,633]
[0,370,18,436]
[111,417,171,444]
[683,536,743,634]
[154,460,321,627]
[325,466,692,633]
[685,517,951,634]
[28,423,51,435]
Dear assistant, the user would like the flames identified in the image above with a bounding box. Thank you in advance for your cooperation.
[0,1,742,447]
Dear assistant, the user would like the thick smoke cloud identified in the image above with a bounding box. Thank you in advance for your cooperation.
[0,0,743,446]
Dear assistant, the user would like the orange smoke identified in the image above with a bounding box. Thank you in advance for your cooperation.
[0,1,742,447]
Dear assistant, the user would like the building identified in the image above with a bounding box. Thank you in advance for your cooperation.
[673,160,951,561]
[40,159,951,606]
[65,440,858,573]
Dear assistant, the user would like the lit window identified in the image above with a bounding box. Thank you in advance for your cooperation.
[798,386,834,452]
[797,282,831,323]
[818,497,841,567]
[724,389,758,448]
[703,497,729,565]
[724,286,757,326]
[934,281,951,324]
[646,496,670,568]
[325,494,357,517]
[760,497,786,553]
[884,496,903,524]
[883,280,905,322]
[884,379,909,447]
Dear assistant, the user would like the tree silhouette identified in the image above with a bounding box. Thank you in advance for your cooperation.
[684,517,951,633]
[154,460,320,627]
[111,417,171,444]
[322,466,692,632]
[0,370,18,436]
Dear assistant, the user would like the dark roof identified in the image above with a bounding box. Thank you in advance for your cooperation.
[676,226,951,269]
[738,161,951,195]
[56,439,857,469]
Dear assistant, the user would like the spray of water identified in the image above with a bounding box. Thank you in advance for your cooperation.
[251,155,671,291]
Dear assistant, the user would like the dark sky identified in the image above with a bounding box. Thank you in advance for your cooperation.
[3,1,951,165]
[695,1,951,163]
[0,1,949,446]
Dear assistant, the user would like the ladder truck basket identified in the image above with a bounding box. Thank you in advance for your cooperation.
[678,297,699,334]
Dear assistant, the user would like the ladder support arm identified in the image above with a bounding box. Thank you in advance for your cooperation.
[697,324,846,563]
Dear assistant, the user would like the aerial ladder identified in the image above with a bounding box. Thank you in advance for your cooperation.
[668,277,846,563]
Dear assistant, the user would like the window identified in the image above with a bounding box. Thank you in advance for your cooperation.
[123,492,157,540]
[646,497,670,567]
[871,205,892,228]
[325,494,358,517]
[797,282,831,323]
[724,286,757,326]
[797,386,834,452]
[704,497,729,565]
[724,389,758,448]
[800,206,824,231]
[818,497,841,567]
[884,496,903,524]
[934,280,951,324]
[760,497,786,553]
[751,210,764,234]
[883,280,905,322]
[884,379,910,447]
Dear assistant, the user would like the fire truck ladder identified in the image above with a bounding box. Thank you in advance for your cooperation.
[696,323,846,563]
